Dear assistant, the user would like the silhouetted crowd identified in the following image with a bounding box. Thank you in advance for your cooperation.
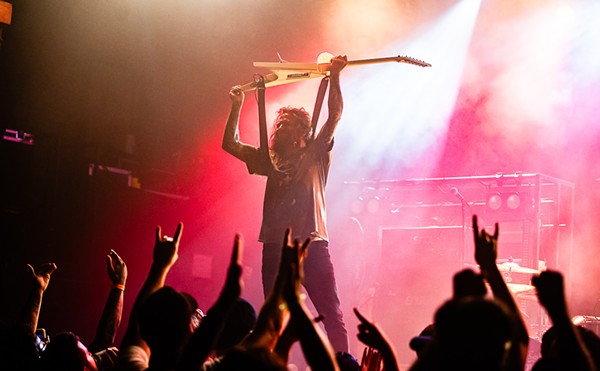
[1,215,599,371]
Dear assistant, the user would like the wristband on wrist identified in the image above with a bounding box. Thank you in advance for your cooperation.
[113,283,125,291]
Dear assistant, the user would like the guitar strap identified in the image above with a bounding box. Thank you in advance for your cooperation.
[310,76,330,140]
[256,77,270,163]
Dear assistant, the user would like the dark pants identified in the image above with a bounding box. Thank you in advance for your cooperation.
[262,240,349,352]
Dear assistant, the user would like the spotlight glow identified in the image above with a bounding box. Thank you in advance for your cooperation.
[506,193,521,210]
[488,193,502,211]
[333,0,483,180]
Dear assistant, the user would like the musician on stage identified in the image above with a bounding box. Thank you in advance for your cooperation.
[222,54,349,352]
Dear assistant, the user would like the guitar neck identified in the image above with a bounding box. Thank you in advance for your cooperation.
[348,57,404,66]
[346,55,431,68]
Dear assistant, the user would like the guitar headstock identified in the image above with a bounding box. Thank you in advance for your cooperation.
[395,55,432,67]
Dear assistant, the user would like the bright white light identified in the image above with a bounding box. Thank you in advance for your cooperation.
[566,1,600,88]
[317,52,335,64]
[333,0,482,180]
[555,4,576,24]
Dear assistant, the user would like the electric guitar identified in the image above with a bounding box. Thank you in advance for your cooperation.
[241,53,431,91]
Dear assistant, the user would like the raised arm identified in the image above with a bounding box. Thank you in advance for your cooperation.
[177,234,244,371]
[241,228,299,351]
[18,263,57,335]
[279,236,339,371]
[118,223,183,355]
[532,270,596,371]
[222,86,260,162]
[472,215,529,368]
[317,55,348,144]
[89,250,128,352]
[354,308,399,371]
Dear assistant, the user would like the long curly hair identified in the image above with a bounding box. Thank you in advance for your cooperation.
[269,106,312,171]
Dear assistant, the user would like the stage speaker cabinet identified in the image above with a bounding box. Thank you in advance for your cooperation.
[373,225,464,361]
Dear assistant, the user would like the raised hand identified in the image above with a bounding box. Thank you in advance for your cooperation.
[229,86,245,106]
[531,270,568,318]
[360,347,383,371]
[472,214,529,368]
[354,308,399,371]
[532,270,596,370]
[275,230,341,369]
[282,237,310,307]
[27,262,57,292]
[106,249,127,286]
[89,250,128,352]
[354,308,388,351]
[221,234,244,302]
[153,222,183,270]
[328,55,348,75]
[472,215,499,271]
[21,262,58,334]
[177,233,245,371]
[275,228,309,296]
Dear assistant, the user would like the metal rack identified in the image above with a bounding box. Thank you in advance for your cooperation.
[345,172,575,275]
